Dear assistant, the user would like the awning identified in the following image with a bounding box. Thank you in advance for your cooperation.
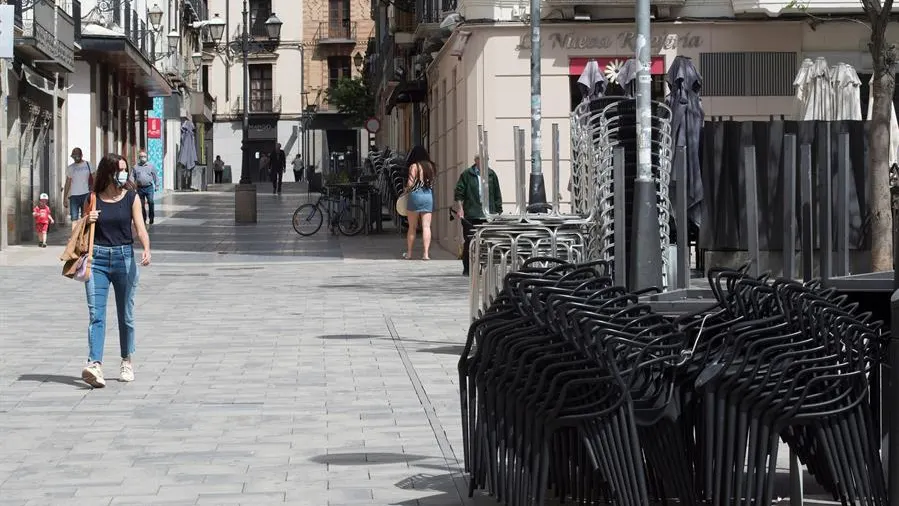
[386,80,427,114]
[78,35,172,97]
[569,56,665,76]
[309,111,356,131]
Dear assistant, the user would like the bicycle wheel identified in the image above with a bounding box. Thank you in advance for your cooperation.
[293,204,323,236]
[338,204,366,236]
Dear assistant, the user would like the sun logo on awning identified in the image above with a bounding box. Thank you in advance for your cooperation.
[604,59,625,84]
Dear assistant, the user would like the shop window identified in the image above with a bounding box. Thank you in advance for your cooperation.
[568,75,666,111]
[700,51,796,97]
[328,56,352,91]
[249,64,273,112]
[249,0,272,38]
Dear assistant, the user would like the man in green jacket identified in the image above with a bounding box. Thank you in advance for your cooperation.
[454,155,502,276]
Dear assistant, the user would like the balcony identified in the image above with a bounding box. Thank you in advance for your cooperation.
[543,0,685,6]
[314,21,357,45]
[231,94,283,115]
[731,0,862,14]
[190,90,215,123]
[15,0,77,73]
[182,0,208,22]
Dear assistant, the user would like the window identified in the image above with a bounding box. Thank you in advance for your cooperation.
[328,0,351,38]
[249,64,273,112]
[249,0,272,38]
[328,56,352,90]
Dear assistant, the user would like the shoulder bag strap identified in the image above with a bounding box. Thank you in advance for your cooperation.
[86,193,96,257]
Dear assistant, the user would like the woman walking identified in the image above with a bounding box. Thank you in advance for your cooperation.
[403,146,435,261]
[81,154,152,388]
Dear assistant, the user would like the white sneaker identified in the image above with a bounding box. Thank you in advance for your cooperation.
[81,363,106,388]
[120,360,134,382]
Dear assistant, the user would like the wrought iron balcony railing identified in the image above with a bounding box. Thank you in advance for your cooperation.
[313,21,357,44]
[231,94,283,114]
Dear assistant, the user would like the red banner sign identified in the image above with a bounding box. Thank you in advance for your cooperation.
[147,118,161,139]
[569,56,666,76]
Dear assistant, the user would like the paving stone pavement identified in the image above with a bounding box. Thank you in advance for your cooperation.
[0,184,487,506]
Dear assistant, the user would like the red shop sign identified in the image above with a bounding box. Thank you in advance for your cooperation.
[569,56,666,76]
[147,118,161,139]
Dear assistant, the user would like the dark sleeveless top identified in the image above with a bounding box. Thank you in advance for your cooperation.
[94,190,137,246]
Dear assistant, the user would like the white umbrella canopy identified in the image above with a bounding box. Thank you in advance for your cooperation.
[794,57,835,120]
[831,63,862,121]
[793,58,814,120]
[866,75,899,166]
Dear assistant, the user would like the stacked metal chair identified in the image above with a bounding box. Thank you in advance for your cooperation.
[469,98,674,320]
[459,261,889,506]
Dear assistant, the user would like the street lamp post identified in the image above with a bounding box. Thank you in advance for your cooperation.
[206,5,282,223]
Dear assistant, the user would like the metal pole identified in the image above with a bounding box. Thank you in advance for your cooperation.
[300,45,306,181]
[240,0,250,185]
[0,57,7,250]
[526,0,547,212]
[629,0,662,290]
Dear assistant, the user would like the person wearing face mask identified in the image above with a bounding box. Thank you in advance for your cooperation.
[80,153,152,389]
[132,151,159,225]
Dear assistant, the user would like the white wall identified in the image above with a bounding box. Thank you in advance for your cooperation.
[212,121,243,180]
[277,121,301,158]
[66,61,93,165]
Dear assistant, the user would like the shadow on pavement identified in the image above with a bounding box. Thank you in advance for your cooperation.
[418,345,466,356]
[391,471,496,506]
[17,374,91,390]
[317,333,383,340]
[310,452,432,466]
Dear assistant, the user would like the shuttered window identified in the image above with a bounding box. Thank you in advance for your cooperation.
[700,52,797,97]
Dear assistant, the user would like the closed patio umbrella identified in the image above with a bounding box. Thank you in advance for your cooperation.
[831,62,862,121]
[794,57,834,120]
[178,118,199,190]
[577,59,606,104]
[666,55,705,228]
[615,58,639,98]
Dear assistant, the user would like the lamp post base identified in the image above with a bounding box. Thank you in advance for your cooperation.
[235,183,257,223]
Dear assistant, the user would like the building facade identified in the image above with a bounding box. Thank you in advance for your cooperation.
[1,0,79,248]
[303,0,375,177]
[204,0,303,183]
[374,0,883,251]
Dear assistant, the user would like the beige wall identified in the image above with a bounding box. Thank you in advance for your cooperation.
[425,20,882,250]
[302,0,374,110]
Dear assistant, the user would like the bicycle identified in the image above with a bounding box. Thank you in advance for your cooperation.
[292,189,365,237]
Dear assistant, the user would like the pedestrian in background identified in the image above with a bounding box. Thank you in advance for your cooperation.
[213,155,225,184]
[271,142,286,194]
[402,146,435,261]
[292,154,304,182]
[32,193,54,248]
[81,153,151,389]
[131,151,158,225]
[63,148,94,228]
[258,153,270,183]
[454,155,502,276]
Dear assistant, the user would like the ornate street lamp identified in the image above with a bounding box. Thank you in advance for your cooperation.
[167,29,180,51]
[207,14,226,42]
[192,51,203,67]
[264,13,283,40]
[147,3,164,31]
[353,52,363,70]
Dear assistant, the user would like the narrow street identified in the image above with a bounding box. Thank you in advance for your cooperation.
[0,184,483,506]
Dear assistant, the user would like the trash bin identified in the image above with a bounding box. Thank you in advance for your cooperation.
[223,164,233,183]
[309,170,323,193]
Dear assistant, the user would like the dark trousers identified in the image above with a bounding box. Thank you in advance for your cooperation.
[137,186,155,224]
[461,218,486,274]
[293,168,304,182]
[271,170,283,193]
[213,170,223,184]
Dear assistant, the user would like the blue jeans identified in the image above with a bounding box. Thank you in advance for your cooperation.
[137,186,154,223]
[69,193,89,222]
[85,245,139,363]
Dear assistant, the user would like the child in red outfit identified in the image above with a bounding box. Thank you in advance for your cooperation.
[32,193,54,248]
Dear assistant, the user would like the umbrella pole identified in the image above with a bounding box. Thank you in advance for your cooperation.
[629,0,663,290]
[526,0,548,212]
[235,0,258,223]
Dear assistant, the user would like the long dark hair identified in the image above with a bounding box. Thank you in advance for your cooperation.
[407,145,435,186]
[93,153,135,194]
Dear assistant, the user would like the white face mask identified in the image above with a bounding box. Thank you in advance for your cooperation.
[115,172,129,187]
